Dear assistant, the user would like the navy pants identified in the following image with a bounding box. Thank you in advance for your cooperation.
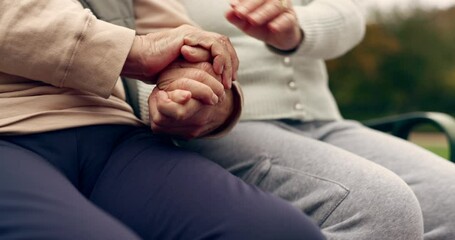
[0,125,324,240]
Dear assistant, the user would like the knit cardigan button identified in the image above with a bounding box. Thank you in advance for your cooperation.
[283,57,292,66]
[288,80,297,90]
[294,102,304,111]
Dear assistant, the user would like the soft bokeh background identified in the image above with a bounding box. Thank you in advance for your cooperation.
[329,0,455,120]
[327,0,455,158]
[360,0,455,13]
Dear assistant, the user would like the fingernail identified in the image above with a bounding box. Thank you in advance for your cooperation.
[220,65,224,75]
[236,6,248,15]
[220,92,226,103]
[212,94,219,105]
[181,91,191,101]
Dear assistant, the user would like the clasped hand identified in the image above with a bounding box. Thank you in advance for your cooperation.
[122,0,302,139]
[122,24,238,89]
[149,61,234,139]
[121,25,239,139]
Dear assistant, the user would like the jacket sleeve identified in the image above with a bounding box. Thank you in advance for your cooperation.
[0,0,135,98]
[133,0,197,35]
[293,0,366,60]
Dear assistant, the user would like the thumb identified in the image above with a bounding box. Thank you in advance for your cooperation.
[167,90,192,104]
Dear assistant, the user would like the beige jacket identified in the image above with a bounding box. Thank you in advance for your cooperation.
[0,0,239,135]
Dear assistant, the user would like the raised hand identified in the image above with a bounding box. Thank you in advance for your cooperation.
[226,0,302,51]
[121,24,238,89]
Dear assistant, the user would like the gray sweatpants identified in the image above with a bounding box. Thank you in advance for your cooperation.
[181,120,455,240]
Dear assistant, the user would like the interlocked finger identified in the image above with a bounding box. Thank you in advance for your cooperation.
[157,67,225,104]
[183,32,238,88]
[165,78,219,105]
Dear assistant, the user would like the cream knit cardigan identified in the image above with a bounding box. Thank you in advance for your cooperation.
[178,0,366,121]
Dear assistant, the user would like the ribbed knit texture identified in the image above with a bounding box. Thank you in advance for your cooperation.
[137,81,155,123]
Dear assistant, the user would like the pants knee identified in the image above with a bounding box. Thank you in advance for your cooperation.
[260,210,325,240]
[331,171,424,240]
[370,174,423,226]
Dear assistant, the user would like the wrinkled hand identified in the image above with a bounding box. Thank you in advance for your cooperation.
[227,0,302,51]
[156,61,226,105]
[148,62,235,139]
[121,24,238,88]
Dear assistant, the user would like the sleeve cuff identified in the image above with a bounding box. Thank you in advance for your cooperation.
[265,28,304,56]
[203,81,244,138]
[295,3,337,57]
[294,0,366,59]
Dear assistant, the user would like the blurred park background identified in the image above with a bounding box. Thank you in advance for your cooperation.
[327,0,455,158]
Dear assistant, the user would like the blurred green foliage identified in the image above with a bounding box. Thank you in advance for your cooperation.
[327,7,455,120]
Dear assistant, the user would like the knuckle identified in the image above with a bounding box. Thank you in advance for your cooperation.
[175,108,188,121]
[284,12,297,22]
[219,35,229,43]
[194,71,211,83]
[225,36,233,45]
[197,62,214,73]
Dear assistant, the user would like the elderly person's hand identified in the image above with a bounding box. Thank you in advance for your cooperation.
[156,61,226,105]
[149,62,239,139]
[148,61,238,139]
[121,24,238,89]
[226,0,302,51]
[149,88,234,139]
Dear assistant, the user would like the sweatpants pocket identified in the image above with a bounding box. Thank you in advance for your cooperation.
[240,153,273,186]
[255,164,350,226]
